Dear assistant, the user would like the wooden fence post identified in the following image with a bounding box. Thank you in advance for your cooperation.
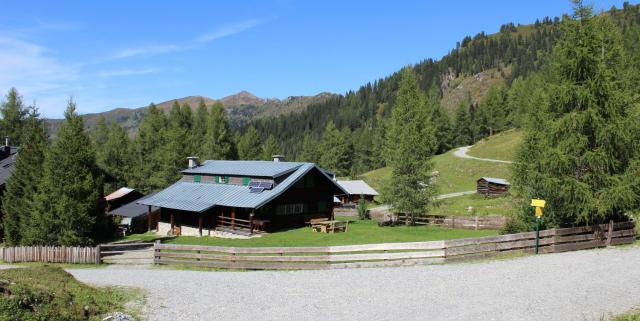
[95,245,102,264]
[474,216,479,230]
[606,220,614,246]
[154,240,161,265]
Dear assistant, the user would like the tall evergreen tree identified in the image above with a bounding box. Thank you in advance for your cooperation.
[25,100,103,246]
[300,131,319,163]
[382,68,436,224]
[319,121,351,176]
[453,100,473,146]
[92,115,109,147]
[191,98,209,154]
[131,104,172,193]
[1,106,47,245]
[512,1,640,229]
[426,86,454,154]
[98,122,132,190]
[237,126,261,160]
[0,88,28,146]
[204,102,234,160]
[261,135,280,160]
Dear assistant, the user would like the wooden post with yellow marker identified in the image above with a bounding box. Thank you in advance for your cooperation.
[531,199,546,254]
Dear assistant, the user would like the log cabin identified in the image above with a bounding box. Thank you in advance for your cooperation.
[137,157,347,236]
[476,177,510,197]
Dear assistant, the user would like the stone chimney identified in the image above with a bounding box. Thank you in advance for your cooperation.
[0,137,10,159]
[272,155,285,162]
[186,156,199,169]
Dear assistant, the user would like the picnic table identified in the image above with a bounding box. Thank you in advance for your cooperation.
[311,220,349,233]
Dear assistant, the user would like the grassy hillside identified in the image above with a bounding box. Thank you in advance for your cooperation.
[467,129,523,161]
[360,149,512,196]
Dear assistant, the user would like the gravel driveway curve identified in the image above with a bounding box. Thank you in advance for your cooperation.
[453,146,514,164]
[68,246,640,321]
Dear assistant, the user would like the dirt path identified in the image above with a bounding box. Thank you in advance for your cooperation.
[453,146,514,164]
[69,245,640,321]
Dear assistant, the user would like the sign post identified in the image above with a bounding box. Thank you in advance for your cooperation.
[531,199,546,254]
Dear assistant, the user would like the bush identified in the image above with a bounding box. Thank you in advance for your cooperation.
[357,195,369,220]
[0,266,137,321]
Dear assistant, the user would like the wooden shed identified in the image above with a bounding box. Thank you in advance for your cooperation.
[476,177,510,197]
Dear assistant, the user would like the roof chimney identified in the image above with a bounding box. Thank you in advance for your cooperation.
[272,155,285,162]
[4,136,8,147]
[186,156,199,169]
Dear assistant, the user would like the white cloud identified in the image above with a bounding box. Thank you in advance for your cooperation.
[196,19,262,43]
[0,35,78,99]
[106,44,183,60]
[96,67,161,77]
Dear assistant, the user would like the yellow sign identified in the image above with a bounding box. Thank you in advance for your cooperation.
[535,207,543,218]
[531,199,546,208]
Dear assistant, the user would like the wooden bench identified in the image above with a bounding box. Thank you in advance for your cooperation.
[311,220,349,233]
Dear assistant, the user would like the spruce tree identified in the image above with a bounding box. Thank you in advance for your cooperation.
[192,98,209,154]
[319,121,351,176]
[204,102,234,160]
[131,104,172,193]
[237,126,261,160]
[426,86,454,154]
[98,122,133,190]
[261,135,280,160]
[512,1,640,228]
[300,131,319,163]
[382,68,436,224]
[1,106,47,245]
[25,100,103,246]
[453,101,473,146]
[0,88,28,146]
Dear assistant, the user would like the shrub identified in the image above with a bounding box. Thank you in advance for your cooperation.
[357,195,369,220]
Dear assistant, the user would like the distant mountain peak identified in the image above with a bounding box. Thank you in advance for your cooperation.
[219,91,265,106]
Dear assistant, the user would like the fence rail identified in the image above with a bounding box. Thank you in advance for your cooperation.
[154,220,636,270]
[397,214,508,230]
[2,246,101,264]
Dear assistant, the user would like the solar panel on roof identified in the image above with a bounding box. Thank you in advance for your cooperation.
[258,181,273,189]
[249,187,265,193]
[248,181,261,188]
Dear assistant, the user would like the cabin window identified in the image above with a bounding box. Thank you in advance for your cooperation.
[242,177,251,185]
[215,176,228,184]
[193,175,201,183]
[275,203,305,216]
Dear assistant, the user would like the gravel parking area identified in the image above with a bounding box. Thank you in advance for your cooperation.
[69,245,640,321]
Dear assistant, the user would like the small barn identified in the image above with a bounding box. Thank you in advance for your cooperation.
[336,180,379,204]
[476,177,510,197]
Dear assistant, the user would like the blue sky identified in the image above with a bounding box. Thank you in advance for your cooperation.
[0,0,632,118]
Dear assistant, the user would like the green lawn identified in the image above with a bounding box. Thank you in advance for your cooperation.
[162,219,498,247]
[614,309,640,321]
[359,150,511,196]
[467,129,522,161]
[0,266,141,321]
[434,194,516,217]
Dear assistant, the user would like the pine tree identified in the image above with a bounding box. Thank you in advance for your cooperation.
[261,135,280,160]
[300,131,319,163]
[382,68,436,224]
[319,121,351,176]
[204,102,234,160]
[25,100,103,246]
[98,122,132,190]
[512,1,640,229]
[479,85,507,136]
[191,98,209,154]
[0,88,28,146]
[1,106,47,245]
[92,115,109,147]
[131,104,172,193]
[426,86,454,154]
[453,101,473,146]
[237,126,261,160]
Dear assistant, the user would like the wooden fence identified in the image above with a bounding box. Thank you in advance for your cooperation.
[2,246,101,264]
[397,214,508,230]
[154,220,636,270]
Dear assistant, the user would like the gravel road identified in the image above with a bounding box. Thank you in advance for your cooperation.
[453,146,514,164]
[68,245,640,321]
